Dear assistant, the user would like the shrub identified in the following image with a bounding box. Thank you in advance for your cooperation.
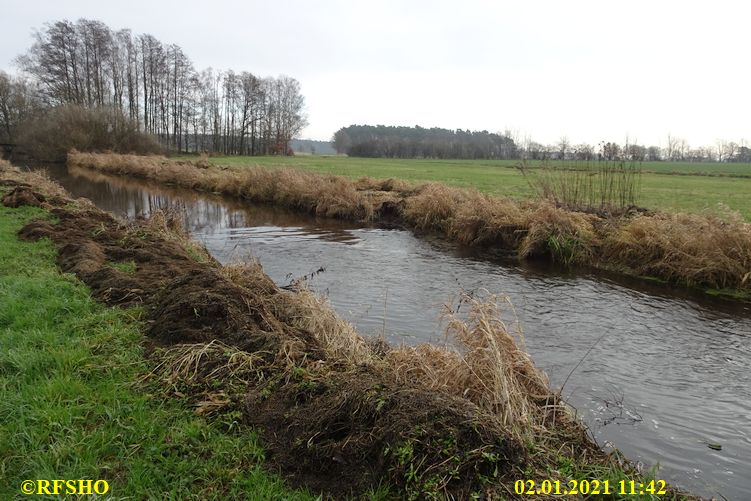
[16,105,161,161]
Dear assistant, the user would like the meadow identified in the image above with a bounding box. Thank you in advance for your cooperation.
[183,155,751,219]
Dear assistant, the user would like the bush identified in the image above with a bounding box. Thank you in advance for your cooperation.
[17,105,162,161]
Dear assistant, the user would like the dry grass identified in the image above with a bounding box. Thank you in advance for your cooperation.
[354,175,415,193]
[447,192,526,247]
[518,202,599,265]
[603,207,751,289]
[406,184,599,265]
[386,293,561,438]
[276,287,376,365]
[68,151,751,292]
[403,183,472,232]
[0,160,70,200]
[150,340,263,387]
[136,207,214,264]
[219,260,375,365]
[68,150,376,221]
[217,256,564,440]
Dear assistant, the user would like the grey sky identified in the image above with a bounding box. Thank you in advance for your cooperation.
[2,0,749,147]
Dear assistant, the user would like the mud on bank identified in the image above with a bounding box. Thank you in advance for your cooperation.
[1,160,697,499]
[67,151,751,299]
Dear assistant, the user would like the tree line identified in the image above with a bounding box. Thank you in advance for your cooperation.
[333,125,518,159]
[518,135,750,163]
[0,18,307,158]
[332,125,750,163]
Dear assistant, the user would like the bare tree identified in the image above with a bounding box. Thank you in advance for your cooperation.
[573,143,594,161]
[0,72,33,143]
[646,146,661,161]
[723,141,739,162]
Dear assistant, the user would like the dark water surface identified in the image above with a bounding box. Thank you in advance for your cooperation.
[39,164,751,499]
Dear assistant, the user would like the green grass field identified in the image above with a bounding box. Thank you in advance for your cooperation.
[184,155,751,219]
[0,202,315,500]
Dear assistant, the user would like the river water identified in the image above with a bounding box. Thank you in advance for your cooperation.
[38,164,751,499]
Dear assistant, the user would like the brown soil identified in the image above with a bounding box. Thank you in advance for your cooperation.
[3,177,528,499]
[2,185,51,208]
[245,366,524,498]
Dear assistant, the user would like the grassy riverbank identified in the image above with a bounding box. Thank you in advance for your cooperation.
[0,171,314,499]
[3,160,699,499]
[177,155,751,219]
[70,152,751,300]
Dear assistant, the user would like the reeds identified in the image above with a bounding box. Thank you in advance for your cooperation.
[522,159,642,213]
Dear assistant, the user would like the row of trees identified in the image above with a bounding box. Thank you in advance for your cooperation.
[516,134,751,163]
[1,18,307,156]
[333,125,518,159]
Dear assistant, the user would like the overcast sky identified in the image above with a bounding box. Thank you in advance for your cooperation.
[2,0,749,147]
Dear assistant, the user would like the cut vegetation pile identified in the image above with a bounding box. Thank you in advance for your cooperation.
[1,160,693,499]
[68,151,751,295]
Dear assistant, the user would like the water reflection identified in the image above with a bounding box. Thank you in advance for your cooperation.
[66,165,361,245]
[37,163,751,500]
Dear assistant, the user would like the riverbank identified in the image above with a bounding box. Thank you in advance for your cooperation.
[0,164,313,499]
[69,151,751,301]
[1,160,699,499]
[175,155,751,218]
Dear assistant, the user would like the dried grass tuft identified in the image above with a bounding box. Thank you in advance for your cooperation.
[403,183,472,232]
[355,176,415,193]
[137,207,214,263]
[149,340,263,386]
[276,287,376,365]
[518,202,599,265]
[603,207,751,289]
[448,192,526,247]
[219,260,375,365]
[386,293,558,437]
[0,160,70,200]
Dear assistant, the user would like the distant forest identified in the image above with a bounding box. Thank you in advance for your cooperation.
[332,125,751,163]
[0,18,307,159]
[333,125,517,159]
